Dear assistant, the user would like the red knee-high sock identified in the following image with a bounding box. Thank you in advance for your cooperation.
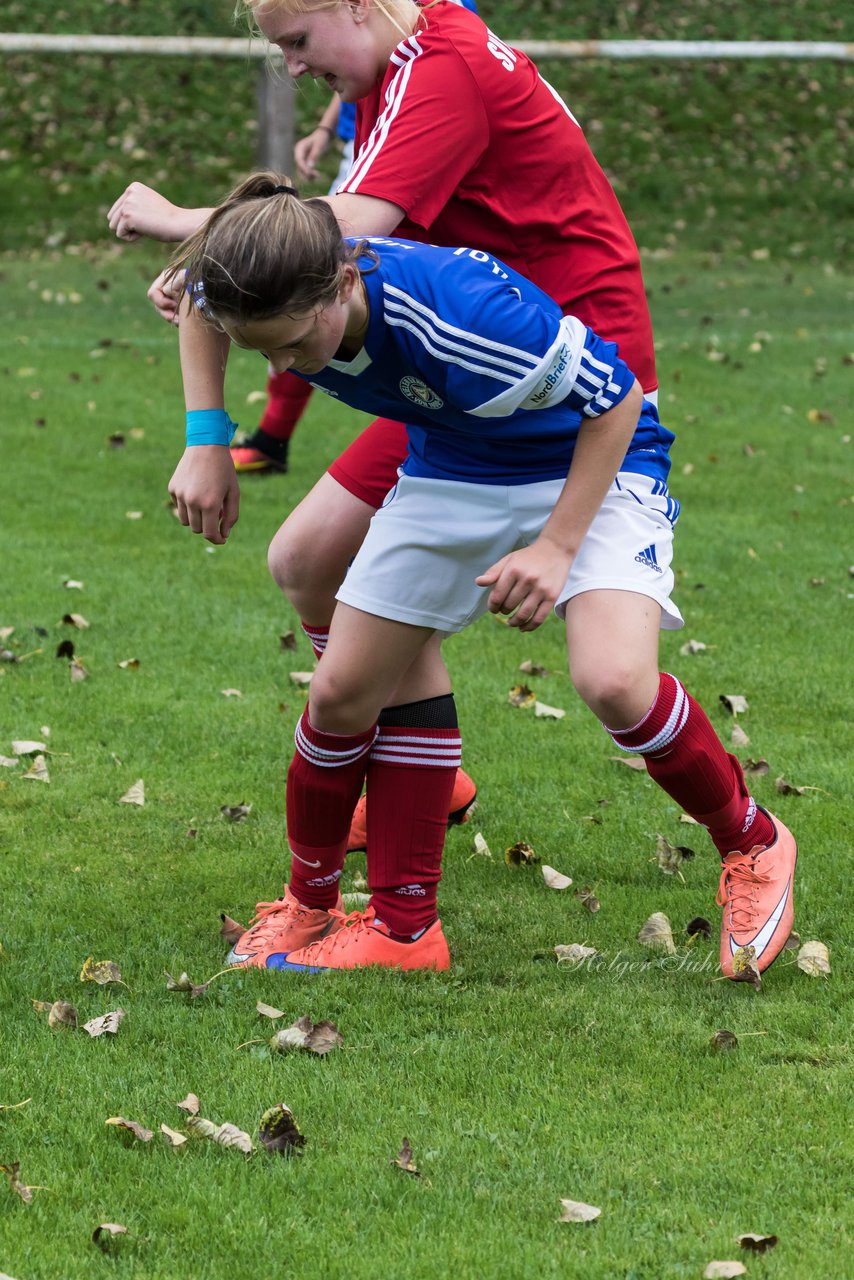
[366,697,461,936]
[300,622,329,663]
[607,672,774,856]
[286,708,377,908]
[259,371,313,441]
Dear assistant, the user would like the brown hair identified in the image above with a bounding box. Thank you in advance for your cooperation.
[167,171,366,326]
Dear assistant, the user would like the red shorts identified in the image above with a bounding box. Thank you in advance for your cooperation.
[327,417,408,508]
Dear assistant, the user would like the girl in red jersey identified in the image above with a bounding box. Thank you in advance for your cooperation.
[109,0,795,978]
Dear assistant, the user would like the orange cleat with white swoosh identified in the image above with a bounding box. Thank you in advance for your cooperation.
[717,811,797,979]
[225,884,343,968]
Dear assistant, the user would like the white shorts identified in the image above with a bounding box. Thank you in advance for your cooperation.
[336,470,685,634]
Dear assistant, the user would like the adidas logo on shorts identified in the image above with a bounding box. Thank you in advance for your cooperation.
[634,544,663,573]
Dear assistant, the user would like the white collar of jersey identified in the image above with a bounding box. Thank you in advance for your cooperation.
[327,344,373,375]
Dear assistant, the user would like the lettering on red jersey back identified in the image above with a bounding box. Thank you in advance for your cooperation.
[485,30,516,72]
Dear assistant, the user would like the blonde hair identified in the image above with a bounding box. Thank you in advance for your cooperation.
[167,171,368,326]
[238,0,420,43]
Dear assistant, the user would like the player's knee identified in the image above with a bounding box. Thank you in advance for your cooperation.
[571,659,644,726]
[308,666,373,734]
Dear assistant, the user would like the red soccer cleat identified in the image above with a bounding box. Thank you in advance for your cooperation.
[717,811,797,979]
[346,767,477,853]
[226,884,343,968]
[272,905,450,972]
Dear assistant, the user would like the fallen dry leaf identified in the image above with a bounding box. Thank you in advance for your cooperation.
[704,1264,746,1279]
[679,638,708,655]
[731,945,762,992]
[342,892,371,909]
[508,683,536,708]
[221,688,242,698]
[679,812,699,825]
[221,802,251,822]
[654,834,695,878]
[69,657,88,682]
[279,630,297,651]
[534,701,566,719]
[61,613,89,629]
[783,930,801,952]
[92,1223,128,1247]
[176,1093,200,1116]
[220,914,245,946]
[258,1103,306,1157]
[737,1233,778,1253]
[719,694,749,716]
[164,969,227,999]
[505,841,539,866]
[775,776,821,796]
[637,912,676,954]
[687,917,712,941]
[574,887,600,914]
[470,832,492,859]
[289,671,314,687]
[160,1124,188,1148]
[34,999,78,1029]
[731,723,751,747]
[518,659,549,676]
[392,1137,420,1177]
[186,1115,254,1156]
[80,956,125,986]
[608,754,647,771]
[11,740,46,756]
[0,755,19,768]
[84,1009,126,1038]
[256,1001,286,1020]
[1,1162,42,1205]
[271,1016,343,1057]
[743,758,770,777]
[555,944,598,965]
[56,639,75,660]
[542,865,572,891]
[709,1029,739,1053]
[22,754,49,783]
[117,658,140,670]
[558,1199,601,1223]
[62,579,84,591]
[105,1116,153,1143]
[796,940,830,977]
[118,779,144,806]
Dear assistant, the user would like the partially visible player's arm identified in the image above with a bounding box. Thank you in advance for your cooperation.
[167,294,240,546]
[476,380,642,629]
[108,182,213,243]
[321,192,404,237]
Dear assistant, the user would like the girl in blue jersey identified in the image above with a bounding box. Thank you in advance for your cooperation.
[169,173,797,979]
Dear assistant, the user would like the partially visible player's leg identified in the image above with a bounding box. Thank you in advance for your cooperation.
[231,370,313,472]
[561,476,795,980]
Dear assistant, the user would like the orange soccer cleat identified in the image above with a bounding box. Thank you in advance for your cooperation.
[346,767,477,853]
[272,905,450,972]
[226,884,343,968]
[717,811,797,979]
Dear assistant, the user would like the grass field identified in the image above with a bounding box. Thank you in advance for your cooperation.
[2,1,854,1276]
[2,241,852,1278]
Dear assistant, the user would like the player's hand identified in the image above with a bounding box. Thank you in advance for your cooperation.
[168,446,240,545]
[476,536,572,631]
[148,267,185,325]
[294,128,331,182]
[107,182,183,242]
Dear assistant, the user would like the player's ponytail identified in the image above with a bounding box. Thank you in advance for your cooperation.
[166,170,367,326]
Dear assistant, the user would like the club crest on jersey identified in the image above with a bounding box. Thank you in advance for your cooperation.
[399,376,444,410]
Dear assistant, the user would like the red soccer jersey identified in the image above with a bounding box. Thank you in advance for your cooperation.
[343,1,656,392]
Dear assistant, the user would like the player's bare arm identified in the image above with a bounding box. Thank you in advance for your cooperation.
[477,380,643,630]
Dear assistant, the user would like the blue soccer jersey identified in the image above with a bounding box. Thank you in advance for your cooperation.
[303,237,674,485]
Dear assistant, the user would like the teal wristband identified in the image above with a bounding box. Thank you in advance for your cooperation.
[185,409,238,447]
